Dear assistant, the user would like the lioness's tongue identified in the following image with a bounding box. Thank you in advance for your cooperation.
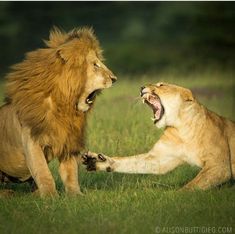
[153,101,161,120]
[155,109,161,119]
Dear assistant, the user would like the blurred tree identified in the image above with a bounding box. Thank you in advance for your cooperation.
[0,2,234,77]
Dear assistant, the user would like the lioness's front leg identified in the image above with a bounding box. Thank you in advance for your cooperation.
[59,156,83,196]
[83,148,183,175]
[22,129,57,197]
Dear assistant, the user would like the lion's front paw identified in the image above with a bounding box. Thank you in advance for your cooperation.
[0,189,15,198]
[82,152,107,171]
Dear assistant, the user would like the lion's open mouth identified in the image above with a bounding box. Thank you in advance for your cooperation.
[86,89,102,105]
[142,93,164,123]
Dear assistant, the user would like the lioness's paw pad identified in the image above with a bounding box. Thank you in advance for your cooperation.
[81,153,95,165]
[82,153,106,163]
[81,153,106,171]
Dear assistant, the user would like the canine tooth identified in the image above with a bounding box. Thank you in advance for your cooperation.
[87,100,93,104]
[147,93,151,101]
[142,99,145,104]
[151,117,156,121]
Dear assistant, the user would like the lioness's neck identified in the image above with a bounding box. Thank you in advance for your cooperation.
[178,101,207,138]
[163,100,206,139]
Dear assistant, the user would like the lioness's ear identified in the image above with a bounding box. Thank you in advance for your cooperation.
[182,89,194,102]
[56,49,67,64]
[44,26,67,48]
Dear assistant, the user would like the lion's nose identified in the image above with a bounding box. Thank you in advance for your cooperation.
[110,75,117,84]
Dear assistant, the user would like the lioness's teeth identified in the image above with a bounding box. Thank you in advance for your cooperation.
[151,117,156,121]
[87,100,93,104]
[142,99,145,104]
[146,93,150,101]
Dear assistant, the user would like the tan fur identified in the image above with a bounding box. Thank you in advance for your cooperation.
[0,27,116,197]
[83,82,235,190]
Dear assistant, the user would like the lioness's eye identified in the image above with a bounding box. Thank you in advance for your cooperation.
[94,63,100,68]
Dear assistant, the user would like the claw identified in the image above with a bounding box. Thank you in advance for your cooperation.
[81,154,87,160]
[98,154,106,161]
[81,153,90,165]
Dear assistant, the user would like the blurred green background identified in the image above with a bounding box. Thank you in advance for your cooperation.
[0,3,235,233]
[0,2,235,77]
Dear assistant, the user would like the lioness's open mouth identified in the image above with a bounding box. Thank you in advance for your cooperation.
[86,89,102,105]
[142,93,164,123]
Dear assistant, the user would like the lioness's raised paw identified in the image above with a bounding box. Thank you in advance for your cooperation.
[82,152,107,171]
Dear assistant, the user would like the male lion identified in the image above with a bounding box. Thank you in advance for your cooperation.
[0,27,117,197]
[83,82,235,190]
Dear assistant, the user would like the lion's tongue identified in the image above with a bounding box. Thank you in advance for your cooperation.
[149,96,161,120]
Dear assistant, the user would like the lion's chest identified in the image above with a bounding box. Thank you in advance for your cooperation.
[41,114,86,158]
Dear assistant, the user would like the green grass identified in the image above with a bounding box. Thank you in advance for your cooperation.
[0,71,234,234]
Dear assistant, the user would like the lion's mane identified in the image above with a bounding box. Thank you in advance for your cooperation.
[5,27,102,159]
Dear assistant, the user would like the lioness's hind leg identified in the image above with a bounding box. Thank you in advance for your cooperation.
[183,164,231,190]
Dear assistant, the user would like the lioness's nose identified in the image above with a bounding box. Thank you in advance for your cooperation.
[110,75,117,83]
[140,86,145,92]
[140,86,146,96]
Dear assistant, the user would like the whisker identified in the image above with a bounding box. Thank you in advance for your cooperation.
[133,96,142,101]
[131,96,144,106]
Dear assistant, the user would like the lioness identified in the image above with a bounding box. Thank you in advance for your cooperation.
[83,82,235,190]
[0,27,117,197]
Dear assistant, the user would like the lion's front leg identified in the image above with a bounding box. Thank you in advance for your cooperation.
[22,129,57,197]
[59,156,83,196]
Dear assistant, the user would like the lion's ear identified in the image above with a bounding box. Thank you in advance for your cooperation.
[56,49,67,64]
[44,26,67,48]
[182,89,194,102]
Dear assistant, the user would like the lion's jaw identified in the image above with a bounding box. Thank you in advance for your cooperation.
[76,75,113,112]
[76,51,116,112]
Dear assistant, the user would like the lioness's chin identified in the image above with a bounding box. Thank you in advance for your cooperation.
[154,115,167,128]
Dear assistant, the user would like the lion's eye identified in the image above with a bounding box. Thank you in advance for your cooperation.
[94,63,100,68]
[156,82,164,87]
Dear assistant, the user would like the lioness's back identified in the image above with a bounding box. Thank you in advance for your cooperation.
[225,119,235,173]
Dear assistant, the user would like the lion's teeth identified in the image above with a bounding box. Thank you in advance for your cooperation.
[142,99,145,104]
[87,100,93,104]
[151,117,156,121]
